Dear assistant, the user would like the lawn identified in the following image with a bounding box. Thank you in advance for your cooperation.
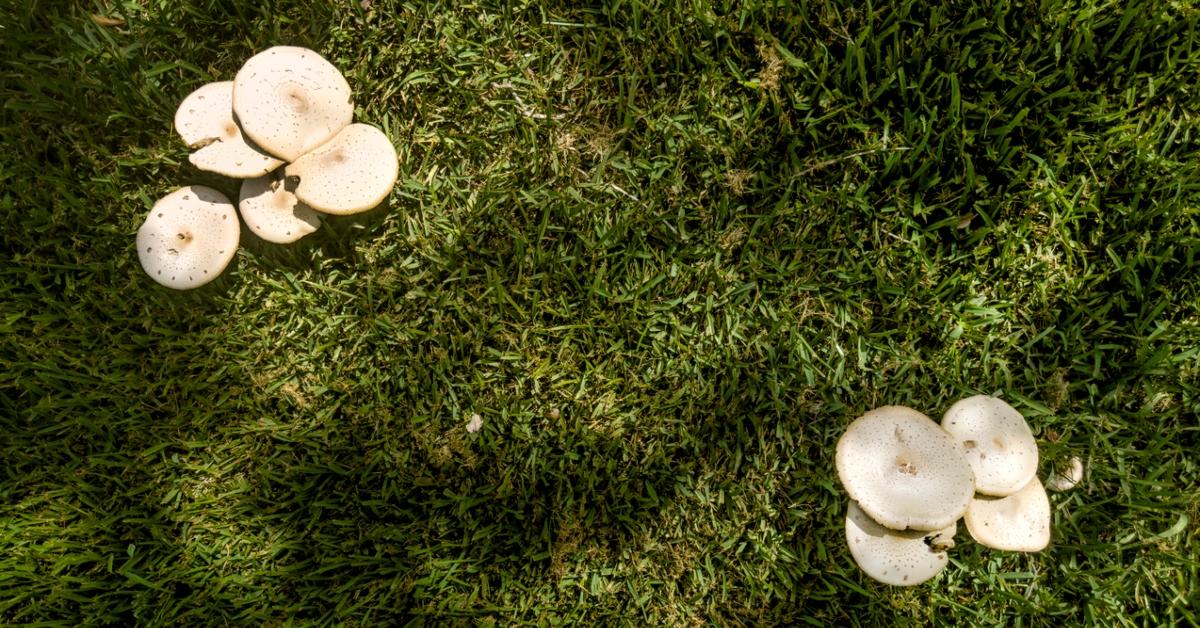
[1,0,1198,624]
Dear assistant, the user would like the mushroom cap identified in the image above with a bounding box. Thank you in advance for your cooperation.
[174,81,283,178]
[232,46,354,162]
[836,405,976,531]
[1044,456,1084,492]
[941,395,1039,496]
[286,123,398,215]
[137,186,239,290]
[846,500,955,586]
[964,476,1051,552]
[238,174,321,244]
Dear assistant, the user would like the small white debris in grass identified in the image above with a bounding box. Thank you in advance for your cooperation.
[466,413,483,433]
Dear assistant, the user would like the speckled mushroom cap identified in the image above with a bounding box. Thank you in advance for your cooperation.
[238,174,321,244]
[232,46,353,162]
[174,81,283,178]
[137,186,239,290]
[286,123,398,215]
[836,406,976,531]
[941,395,1039,496]
[846,501,955,586]
[964,476,1051,552]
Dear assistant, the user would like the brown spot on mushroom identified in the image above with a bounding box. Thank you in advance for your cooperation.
[963,440,977,450]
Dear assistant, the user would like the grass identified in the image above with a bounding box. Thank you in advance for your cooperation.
[1,0,1198,624]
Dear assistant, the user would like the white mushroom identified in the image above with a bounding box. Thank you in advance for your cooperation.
[232,46,354,162]
[941,395,1039,496]
[137,186,239,290]
[238,174,321,244]
[835,406,976,531]
[174,81,283,178]
[1045,456,1084,492]
[846,501,955,586]
[964,476,1051,552]
[286,123,398,215]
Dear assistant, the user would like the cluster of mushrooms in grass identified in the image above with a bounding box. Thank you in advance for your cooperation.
[836,396,1084,586]
[137,46,399,289]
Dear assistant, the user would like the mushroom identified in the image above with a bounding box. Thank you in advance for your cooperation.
[137,186,239,289]
[941,395,1039,496]
[238,173,321,244]
[1045,456,1084,492]
[845,501,956,586]
[285,123,398,215]
[232,46,353,162]
[174,81,283,178]
[835,406,976,531]
[963,476,1051,552]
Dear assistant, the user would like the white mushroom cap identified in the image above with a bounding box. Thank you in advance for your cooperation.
[941,395,1039,496]
[1045,456,1084,492]
[174,81,283,178]
[964,476,1051,552]
[286,123,398,215]
[137,186,239,290]
[846,500,955,586]
[232,46,353,162]
[238,174,321,244]
[836,406,976,531]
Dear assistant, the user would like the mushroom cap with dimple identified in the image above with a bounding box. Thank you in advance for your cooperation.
[174,81,283,178]
[836,405,976,531]
[238,174,321,244]
[232,46,353,162]
[137,186,239,290]
[286,123,398,215]
[941,395,1039,497]
[964,476,1051,552]
[846,500,955,586]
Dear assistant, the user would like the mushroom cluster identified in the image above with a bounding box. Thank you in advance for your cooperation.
[835,396,1080,586]
[137,46,399,289]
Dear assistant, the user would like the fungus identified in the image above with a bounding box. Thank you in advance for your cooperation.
[846,501,956,586]
[941,395,1039,496]
[232,46,353,162]
[1045,456,1084,492]
[835,406,976,531]
[174,81,283,178]
[137,186,239,289]
[238,172,321,244]
[285,123,398,215]
[963,476,1051,552]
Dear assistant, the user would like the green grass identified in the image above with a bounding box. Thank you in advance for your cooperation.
[2,0,1199,624]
